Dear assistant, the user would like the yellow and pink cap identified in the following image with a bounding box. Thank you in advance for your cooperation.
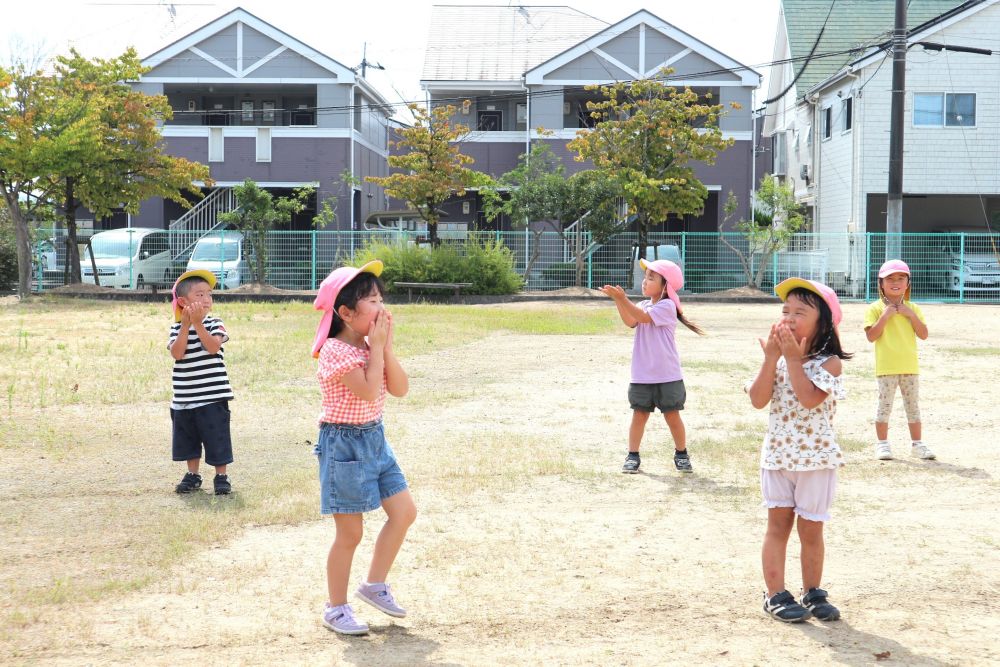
[311,260,383,358]
[774,277,843,327]
[171,269,217,322]
[638,259,684,312]
[877,259,911,300]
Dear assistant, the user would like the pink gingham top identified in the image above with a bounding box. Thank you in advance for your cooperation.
[317,337,387,424]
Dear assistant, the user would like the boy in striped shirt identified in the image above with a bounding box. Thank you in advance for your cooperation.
[168,269,235,495]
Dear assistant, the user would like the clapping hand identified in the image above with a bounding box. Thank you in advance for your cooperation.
[367,310,389,349]
[758,323,781,359]
[185,302,207,324]
[599,285,628,301]
[776,322,808,362]
[384,310,395,352]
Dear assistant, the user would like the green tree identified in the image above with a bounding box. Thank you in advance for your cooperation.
[0,49,210,295]
[567,69,735,258]
[482,143,620,285]
[218,179,311,284]
[720,175,806,289]
[367,103,480,247]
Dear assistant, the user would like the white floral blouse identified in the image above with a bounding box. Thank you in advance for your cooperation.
[760,355,846,471]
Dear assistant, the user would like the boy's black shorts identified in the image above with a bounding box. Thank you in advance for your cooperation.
[171,401,233,466]
[628,380,686,413]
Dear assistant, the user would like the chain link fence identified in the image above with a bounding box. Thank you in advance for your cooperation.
[25,228,1000,303]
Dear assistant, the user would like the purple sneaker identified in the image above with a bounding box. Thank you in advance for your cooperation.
[323,603,369,635]
[355,581,407,618]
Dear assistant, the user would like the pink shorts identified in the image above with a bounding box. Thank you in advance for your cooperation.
[760,468,838,522]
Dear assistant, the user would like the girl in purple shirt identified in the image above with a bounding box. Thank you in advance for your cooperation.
[600,260,705,474]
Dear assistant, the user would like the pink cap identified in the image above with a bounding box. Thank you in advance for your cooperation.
[311,260,384,358]
[638,259,684,312]
[878,259,910,278]
[774,277,842,327]
[171,269,217,322]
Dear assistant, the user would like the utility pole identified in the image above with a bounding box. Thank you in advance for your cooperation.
[885,0,907,260]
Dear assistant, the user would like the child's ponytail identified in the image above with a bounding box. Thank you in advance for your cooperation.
[678,311,706,336]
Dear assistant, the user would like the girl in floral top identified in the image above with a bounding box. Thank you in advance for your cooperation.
[746,278,852,624]
[310,260,416,636]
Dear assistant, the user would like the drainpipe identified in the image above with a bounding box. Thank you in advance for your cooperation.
[807,93,820,233]
[522,79,530,164]
[350,83,358,233]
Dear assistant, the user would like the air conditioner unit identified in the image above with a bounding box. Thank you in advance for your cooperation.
[800,164,810,181]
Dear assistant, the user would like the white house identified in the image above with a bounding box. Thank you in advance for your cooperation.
[764,0,1000,294]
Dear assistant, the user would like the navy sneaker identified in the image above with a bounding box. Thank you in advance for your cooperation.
[213,474,232,495]
[175,472,202,494]
[622,454,640,474]
[801,587,840,621]
[763,590,811,622]
[673,451,693,473]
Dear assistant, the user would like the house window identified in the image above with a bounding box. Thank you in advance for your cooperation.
[261,100,275,124]
[772,131,787,175]
[209,127,224,162]
[842,97,852,132]
[256,127,271,162]
[822,107,832,140]
[914,93,976,127]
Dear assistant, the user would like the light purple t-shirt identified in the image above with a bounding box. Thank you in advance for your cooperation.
[631,298,683,384]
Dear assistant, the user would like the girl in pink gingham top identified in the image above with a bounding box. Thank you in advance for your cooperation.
[310,261,416,636]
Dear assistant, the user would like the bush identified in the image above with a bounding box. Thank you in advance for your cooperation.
[354,238,523,295]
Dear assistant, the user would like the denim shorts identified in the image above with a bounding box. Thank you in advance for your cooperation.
[314,420,408,515]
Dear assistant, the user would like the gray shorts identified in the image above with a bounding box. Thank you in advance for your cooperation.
[628,380,686,413]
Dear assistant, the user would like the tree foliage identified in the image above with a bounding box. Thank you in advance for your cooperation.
[482,143,619,285]
[567,69,735,255]
[720,175,806,289]
[367,103,480,246]
[218,179,311,284]
[0,49,210,295]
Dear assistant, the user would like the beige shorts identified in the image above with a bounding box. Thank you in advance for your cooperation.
[875,374,921,423]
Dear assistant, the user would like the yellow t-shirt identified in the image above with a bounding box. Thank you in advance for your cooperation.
[864,300,925,376]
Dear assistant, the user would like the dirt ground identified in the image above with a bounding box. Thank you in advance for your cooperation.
[5,301,1000,666]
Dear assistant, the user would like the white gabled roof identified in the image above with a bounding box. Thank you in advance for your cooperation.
[421,5,605,85]
[140,6,390,107]
[526,9,759,86]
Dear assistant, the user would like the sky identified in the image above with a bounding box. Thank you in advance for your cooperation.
[1,0,782,119]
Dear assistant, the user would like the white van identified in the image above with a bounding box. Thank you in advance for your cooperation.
[81,228,173,289]
[932,226,1000,292]
[186,231,248,290]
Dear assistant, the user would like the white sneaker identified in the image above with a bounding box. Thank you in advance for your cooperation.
[875,442,893,460]
[911,443,936,460]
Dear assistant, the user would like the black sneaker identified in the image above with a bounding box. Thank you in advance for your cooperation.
[673,451,693,473]
[763,590,811,623]
[175,472,202,494]
[801,587,840,621]
[622,454,640,474]
[213,474,232,495]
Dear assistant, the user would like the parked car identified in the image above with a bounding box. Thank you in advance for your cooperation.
[186,231,248,290]
[81,228,173,289]
[932,226,1000,292]
[33,238,57,272]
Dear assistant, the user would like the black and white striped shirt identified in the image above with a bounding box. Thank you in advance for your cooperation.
[167,316,234,405]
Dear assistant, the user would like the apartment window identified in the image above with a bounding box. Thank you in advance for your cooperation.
[842,97,852,132]
[914,93,976,127]
[256,127,271,162]
[772,131,787,175]
[209,127,224,162]
[822,106,832,140]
